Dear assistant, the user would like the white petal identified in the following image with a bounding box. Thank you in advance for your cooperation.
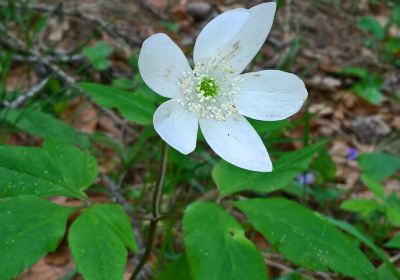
[236,70,308,121]
[153,99,198,154]
[193,8,249,65]
[225,3,277,74]
[199,114,272,172]
[138,33,191,98]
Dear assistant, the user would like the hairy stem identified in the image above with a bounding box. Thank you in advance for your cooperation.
[130,142,169,280]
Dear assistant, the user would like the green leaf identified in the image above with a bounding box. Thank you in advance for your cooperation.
[384,38,400,57]
[387,207,400,225]
[277,36,303,71]
[249,119,291,135]
[340,198,382,216]
[79,82,156,125]
[161,20,180,33]
[342,67,384,105]
[0,195,75,280]
[83,42,113,71]
[32,16,48,38]
[390,6,400,25]
[386,203,400,226]
[129,54,139,72]
[361,175,385,199]
[2,109,90,148]
[0,139,97,199]
[358,152,400,181]
[378,264,398,280]
[235,198,377,280]
[341,67,369,78]
[183,202,268,280]
[69,204,137,280]
[313,148,336,180]
[155,254,193,280]
[212,142,325,196]
[385,234,400,249]
[134,74,163,103]
[44,139,98,195]
[358,16,385,39]
[112,78,135,90]
[353,83,383,105]
[328,218,400,279]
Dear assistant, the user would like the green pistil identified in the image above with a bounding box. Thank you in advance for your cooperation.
[197,77,218,97]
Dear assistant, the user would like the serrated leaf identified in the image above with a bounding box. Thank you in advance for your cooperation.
[235,198,377,280]
[0,195,75,280]
[3,109,90,149]
[212,142,325,196]
[358,152,400,182]
[79,82,156,125]
[0,139,97,199]
[183,202,268,280]
[328,218,400,279]
[69,204,137,280]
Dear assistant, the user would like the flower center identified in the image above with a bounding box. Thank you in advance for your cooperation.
[178,58,239,121]
[197,77,218,97]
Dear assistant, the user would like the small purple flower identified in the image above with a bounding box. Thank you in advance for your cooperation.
[296,172,315,185]
[347,147,358,160]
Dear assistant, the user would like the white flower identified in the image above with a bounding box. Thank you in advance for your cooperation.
[138,2,308,172]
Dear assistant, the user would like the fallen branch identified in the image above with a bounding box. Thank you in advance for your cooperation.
[0,24,76,84]
[3,77,50,108]
[0,2,142,46]
[7,52,85,63]
[0,24,135,130]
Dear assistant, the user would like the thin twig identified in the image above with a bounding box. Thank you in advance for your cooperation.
[7,52,85,63]
[0,24,134,129]
[264,259,293,274]
[138,0,166,20]
[3,77,49,108]
[0,2,142,46]
[101,174,133,213]
[390,253,400,263]
[130,142,169,280]
[314,271,333,280]
[264,253,333,280]
[0,24,76,84]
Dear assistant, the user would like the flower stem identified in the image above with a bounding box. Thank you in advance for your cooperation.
[130,141,169,280]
